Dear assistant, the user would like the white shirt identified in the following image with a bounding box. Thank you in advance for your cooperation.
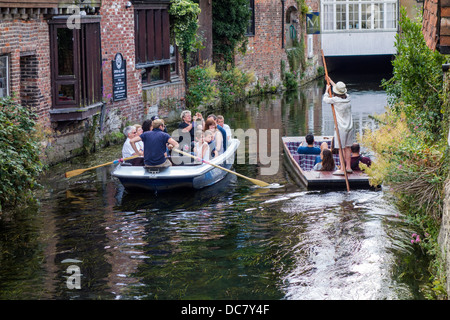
[323,93,353,132]
[122,138,142,158]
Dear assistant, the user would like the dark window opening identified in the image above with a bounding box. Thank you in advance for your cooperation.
[135,6,176,86]
[246,0,255,36]
[49,17,103,121]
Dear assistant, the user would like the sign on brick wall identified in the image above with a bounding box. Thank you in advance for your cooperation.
[112,53,127,101]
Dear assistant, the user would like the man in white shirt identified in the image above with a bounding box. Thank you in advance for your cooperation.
[217,115,231,142]
[122,125,143,158]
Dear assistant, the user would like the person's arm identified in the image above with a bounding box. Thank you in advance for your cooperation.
[167,137,179,150]
[130,136,143,156]
[215,132,223,152]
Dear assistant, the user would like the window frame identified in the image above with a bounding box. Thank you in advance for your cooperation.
[246,0,255,36]
[49,16,103,110]
[134,5,173,86]
[321,0,397,32]
[0,54,10,98]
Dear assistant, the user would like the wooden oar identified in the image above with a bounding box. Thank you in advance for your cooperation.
[65,155,139,178]
[321,50,350,192]
[173,148,270,187]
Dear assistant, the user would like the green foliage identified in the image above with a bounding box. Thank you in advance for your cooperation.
[382,7,447,142]
[185,62,254,108]
[186,62,219,108]
[362,8,450,299]
[217,65,254,106]
[212,0,251,65]
[169,0,202,56]
[0,96,43,211]
[286,37,306,72]
[283,71,298,91]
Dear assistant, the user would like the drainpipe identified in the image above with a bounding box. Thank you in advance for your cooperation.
[281,0,285,48]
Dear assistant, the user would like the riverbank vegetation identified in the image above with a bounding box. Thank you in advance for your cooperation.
[0,96,43,213]
[185,61,255,109]
[360,8,449,299]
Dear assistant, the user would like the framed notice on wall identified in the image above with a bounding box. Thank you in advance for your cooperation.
[112,53,127,101]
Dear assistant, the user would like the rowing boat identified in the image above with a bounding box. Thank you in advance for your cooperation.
[282,136,371,189]
[112,138,240,191]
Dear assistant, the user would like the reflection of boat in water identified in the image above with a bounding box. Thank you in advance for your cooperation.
[112,139,240,192]
[282,136,371,189]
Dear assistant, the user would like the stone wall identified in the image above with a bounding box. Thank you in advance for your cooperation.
[438,70,450,296]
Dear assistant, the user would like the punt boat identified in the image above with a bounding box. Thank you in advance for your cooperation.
[282,136,371,189]
[112,138,240,191]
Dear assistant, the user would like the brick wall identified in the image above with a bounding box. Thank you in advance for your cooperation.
[235,0,322,88]
[100,0,143,125]
[423,0,450,53]
[0,18,52,123]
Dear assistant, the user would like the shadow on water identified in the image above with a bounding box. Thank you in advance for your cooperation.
[0,68,432,300]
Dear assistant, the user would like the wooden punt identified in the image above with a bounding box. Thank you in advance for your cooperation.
[282,136,371,189]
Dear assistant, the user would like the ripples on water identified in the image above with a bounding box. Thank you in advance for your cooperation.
[0,71,431,300]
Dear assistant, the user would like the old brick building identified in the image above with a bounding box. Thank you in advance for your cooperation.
[0,0,322,164]
[235,0,322,87]
[0,0,185,164]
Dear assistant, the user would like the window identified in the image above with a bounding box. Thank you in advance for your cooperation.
[0,55,9,98]
[135,6,173,85]
[49,17,102,110]
[246,0,255,36]
[322,0,396,31]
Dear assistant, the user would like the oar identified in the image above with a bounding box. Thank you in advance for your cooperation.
[65,155,139,178]
[321,50,350,192]
[173,148,270,187]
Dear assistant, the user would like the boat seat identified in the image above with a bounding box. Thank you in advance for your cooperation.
[145,166,169,173]
[296,154,341,171]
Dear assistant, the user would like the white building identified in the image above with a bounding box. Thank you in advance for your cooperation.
[321,0,398,56]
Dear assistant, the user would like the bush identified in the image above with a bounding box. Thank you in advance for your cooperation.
[382,7,447,142]
[361,8,450,299]
[186,62,219,108]
[0,96,43,211]
[217,65,254,106]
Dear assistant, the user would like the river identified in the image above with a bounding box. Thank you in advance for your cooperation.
[0,70,431,301]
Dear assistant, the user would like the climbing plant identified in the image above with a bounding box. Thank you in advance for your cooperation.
[212,0,251,67]
[169,0,202,56]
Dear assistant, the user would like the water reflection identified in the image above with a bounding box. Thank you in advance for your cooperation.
[0,72,431,300]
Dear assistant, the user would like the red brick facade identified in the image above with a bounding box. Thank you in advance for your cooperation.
[423,0,450,53]
[0,18,52,122]
[235,0,322,87]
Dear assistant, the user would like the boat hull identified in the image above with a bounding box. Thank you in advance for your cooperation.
[282,136,372,189]
[112,139,240,191]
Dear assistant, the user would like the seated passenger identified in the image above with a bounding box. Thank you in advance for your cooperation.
[350,143,372,171]
[314,142,330,165]
[194,129,210,161]
[133,124,144,152]
[313,149,338,171]
[297,134,321,154]
[122,126,142,158]
[130,119,179,168]
[205,130,218,158]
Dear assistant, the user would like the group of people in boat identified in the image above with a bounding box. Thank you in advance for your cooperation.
[297,77,371,174]
[121,111,231,168]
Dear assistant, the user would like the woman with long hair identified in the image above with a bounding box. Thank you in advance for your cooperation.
[313,149,338,171]
[204,118,223,156]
